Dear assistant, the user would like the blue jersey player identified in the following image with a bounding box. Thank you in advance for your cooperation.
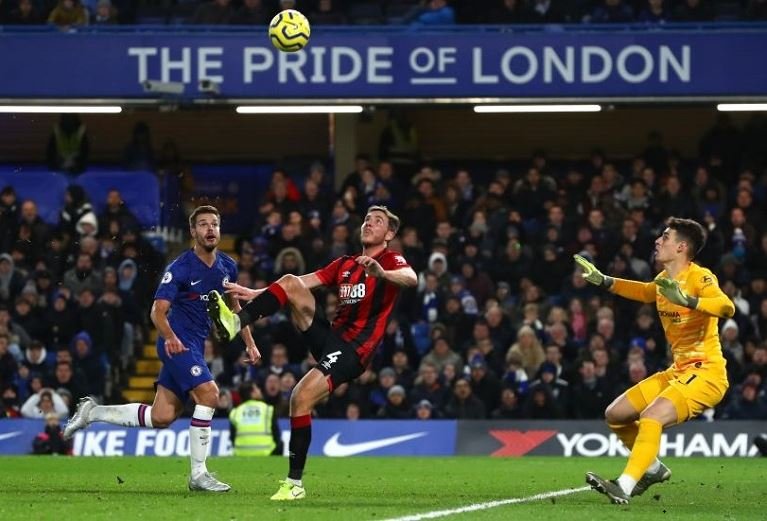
[64,205,259,491]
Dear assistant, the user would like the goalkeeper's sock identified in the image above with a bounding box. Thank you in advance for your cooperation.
[288,414,312,481]
[89,403,153,428]
[190,405,214,478]
[238,283,288,325]
[623,418,663,483]
[608,420,639,450]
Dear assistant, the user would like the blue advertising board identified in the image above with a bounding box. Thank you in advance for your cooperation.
[2,418,762,457]
[0,27,766,99]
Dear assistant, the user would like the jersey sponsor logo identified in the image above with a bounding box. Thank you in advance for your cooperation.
[322,431,428,456]
[190,280,202,286]
[338,283,366,304]
[161,272,173,284]
[190,365,203,377]
[658,310,681,318]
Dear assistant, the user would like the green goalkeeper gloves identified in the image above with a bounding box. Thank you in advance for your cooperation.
[655,277,697,309]
[573,254,612,288]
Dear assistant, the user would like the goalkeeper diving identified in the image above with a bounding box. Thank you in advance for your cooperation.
[574,217,735,504]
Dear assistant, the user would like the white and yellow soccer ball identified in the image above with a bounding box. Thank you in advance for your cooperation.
[268,9,311,53]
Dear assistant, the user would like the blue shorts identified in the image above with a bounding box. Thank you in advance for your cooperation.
[156,338,213,403]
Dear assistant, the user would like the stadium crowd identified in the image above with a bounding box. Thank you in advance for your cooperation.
[1,113,767,424]
[0,0,765,28]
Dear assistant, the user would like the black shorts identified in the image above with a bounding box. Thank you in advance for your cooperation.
[302,314,364,388]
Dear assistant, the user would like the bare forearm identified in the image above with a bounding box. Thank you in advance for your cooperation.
[381,268,418,287]
[150,303,176,339]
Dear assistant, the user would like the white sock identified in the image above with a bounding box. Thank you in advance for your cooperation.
[286,477,303,487]
[647,459,661,474]
[190,404,215,478]
[617,474,637,496]
[89,404,153,428]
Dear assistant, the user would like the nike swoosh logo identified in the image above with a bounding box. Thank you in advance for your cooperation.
[190,280,202,286]
[323,432,427,457]
[0,431,23,442]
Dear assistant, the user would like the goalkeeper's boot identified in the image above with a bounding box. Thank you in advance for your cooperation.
[586,472,630,505]
[188,472,231,492]
[206,290,241,342]
[63,396,96,440]
[632,462,671,497]
[270,480,306,501]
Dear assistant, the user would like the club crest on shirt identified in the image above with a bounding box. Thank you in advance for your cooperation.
[223,276,230,286]
[190,365,203,377]
[161,272,172,284]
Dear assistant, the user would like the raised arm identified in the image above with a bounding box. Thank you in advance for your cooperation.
[574,254,656,303]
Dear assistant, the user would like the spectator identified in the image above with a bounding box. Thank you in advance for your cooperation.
[443,378,486,419]
[8,0,43,27]
[20,388,69,419]
[414,398,435,419]
[409,0,456,26]
[421,336,462,373]
[92,0,118,24]
[525,0,565,23]
[569,359,612,419]
[229,382,282,456]
[0,254,25,305]
[523,384,563,419]
[588,0,634,23]
[638,0,671,24]
[506,325,546,379]
[32,412,73,455]
[232,0,270,24]
[47,0,88,29]
[491,387,524,419]
[310,0,346,24]
[63,253,102,297]
[721,382,767,419]
[0,186,19,252]
[672,0,712,21]
[193,0,234,23]
[378,385,412,419]
[1,384,21,418]
[484,0,526,23]
[410,361,448,410]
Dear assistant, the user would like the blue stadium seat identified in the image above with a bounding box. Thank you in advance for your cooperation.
[77,170,160,229]
[0,169,69,224]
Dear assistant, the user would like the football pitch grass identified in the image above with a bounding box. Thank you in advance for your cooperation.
[0,456,763,520]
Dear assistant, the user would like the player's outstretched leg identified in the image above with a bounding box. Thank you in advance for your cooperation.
[632,461,671,496]
[207,290,241,342]
[586,472,630,505]
[63,396,97,440]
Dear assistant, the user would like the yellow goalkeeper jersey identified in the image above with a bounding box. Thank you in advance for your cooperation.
[611,262,735,370]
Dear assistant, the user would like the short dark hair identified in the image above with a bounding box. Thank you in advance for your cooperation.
[367,205,401,235]
[667,217,706,259]
[189,205,220,228]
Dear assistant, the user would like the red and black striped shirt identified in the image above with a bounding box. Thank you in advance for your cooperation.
[315,249,410,366]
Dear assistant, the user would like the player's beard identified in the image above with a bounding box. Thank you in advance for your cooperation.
[195,234,218,252]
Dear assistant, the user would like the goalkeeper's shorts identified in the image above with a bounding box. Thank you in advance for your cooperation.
[625,360,728,423]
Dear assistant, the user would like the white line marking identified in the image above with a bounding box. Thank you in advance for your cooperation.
[380,486,591,521]
[410,78,458,85]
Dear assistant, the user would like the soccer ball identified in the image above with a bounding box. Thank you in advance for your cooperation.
[269,9,311,53]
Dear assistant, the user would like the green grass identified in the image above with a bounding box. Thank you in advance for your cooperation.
[0,456,763,520]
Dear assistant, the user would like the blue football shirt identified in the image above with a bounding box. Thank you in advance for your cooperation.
[154,249,238,351]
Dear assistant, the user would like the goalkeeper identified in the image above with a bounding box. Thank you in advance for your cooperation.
[574,217,735,504]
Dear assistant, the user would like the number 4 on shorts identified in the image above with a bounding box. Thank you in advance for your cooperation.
[324,350,341,367]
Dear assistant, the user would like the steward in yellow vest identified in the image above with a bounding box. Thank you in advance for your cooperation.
[229,383,282,456]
